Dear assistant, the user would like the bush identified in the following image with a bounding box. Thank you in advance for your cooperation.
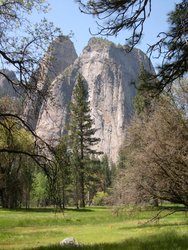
[92,192,108,206]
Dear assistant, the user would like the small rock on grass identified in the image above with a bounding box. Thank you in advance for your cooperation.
[60,237,79,246]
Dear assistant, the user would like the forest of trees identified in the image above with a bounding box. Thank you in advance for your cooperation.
[0,0,187,210]
[0,72,112,208]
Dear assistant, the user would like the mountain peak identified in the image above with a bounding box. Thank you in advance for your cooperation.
[34,37,155,161]
[45,35,78,82]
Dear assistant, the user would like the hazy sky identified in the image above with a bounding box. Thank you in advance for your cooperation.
[35,0,181,67]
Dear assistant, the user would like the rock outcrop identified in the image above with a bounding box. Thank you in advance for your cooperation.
[25,36,78,130]
[59,237,79,246]
[35,38,154,161]
[0,69,19,97]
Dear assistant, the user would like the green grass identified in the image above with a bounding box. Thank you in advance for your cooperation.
[0,206,187,250]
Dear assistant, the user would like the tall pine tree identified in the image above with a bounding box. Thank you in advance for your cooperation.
[68,74,101,208]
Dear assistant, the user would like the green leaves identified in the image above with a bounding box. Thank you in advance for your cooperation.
[0,119,33,152]
[31,172,48,205]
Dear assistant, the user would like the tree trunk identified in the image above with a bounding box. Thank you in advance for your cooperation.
[80,171,85,208]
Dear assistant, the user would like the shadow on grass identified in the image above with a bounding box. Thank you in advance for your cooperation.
[119,221,188,231]
[64,208,93,213]
[159,205,187,210]
[0,207,56,213]
[0,207,93,213]
[25,231,188,250]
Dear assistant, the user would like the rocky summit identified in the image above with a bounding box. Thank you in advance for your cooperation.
[24,36,78,130]
[33,37,154,162]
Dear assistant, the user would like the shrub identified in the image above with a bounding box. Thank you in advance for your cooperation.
[92,192,108,206]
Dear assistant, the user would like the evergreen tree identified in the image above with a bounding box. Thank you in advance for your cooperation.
[54,136,71,209]
[133,67,158,117]
[68,74,101,208]
[99,155,112,193]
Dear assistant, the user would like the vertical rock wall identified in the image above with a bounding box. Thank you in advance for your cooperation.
[35,38,154,161]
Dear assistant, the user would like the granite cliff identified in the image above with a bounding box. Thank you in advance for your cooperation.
[24,36,78,129]
[34,37,154,161]
[0,69,19,97]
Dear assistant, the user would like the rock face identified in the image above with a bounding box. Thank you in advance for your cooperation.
[35,38,154,161]
[40,35,78,84]
[0,69,19,97]
[25,36,78,130]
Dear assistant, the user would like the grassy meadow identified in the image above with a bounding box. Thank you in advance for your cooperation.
[0,206,187,250]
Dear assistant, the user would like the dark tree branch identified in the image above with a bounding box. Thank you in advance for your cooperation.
[143,208,188,225]
[77,0,151,49]
[77,0,188,93]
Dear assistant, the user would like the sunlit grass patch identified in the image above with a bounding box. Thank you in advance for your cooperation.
[27,231,188,250]
[0,206,187,250]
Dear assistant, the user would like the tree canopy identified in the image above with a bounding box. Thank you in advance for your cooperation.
[0,0,61,165]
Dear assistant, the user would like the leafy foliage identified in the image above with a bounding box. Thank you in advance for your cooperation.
[92,191,108,206]
[0,119,35,208]
[0,0,62,208]
[31,172,48,207]
[149,0,188,89]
